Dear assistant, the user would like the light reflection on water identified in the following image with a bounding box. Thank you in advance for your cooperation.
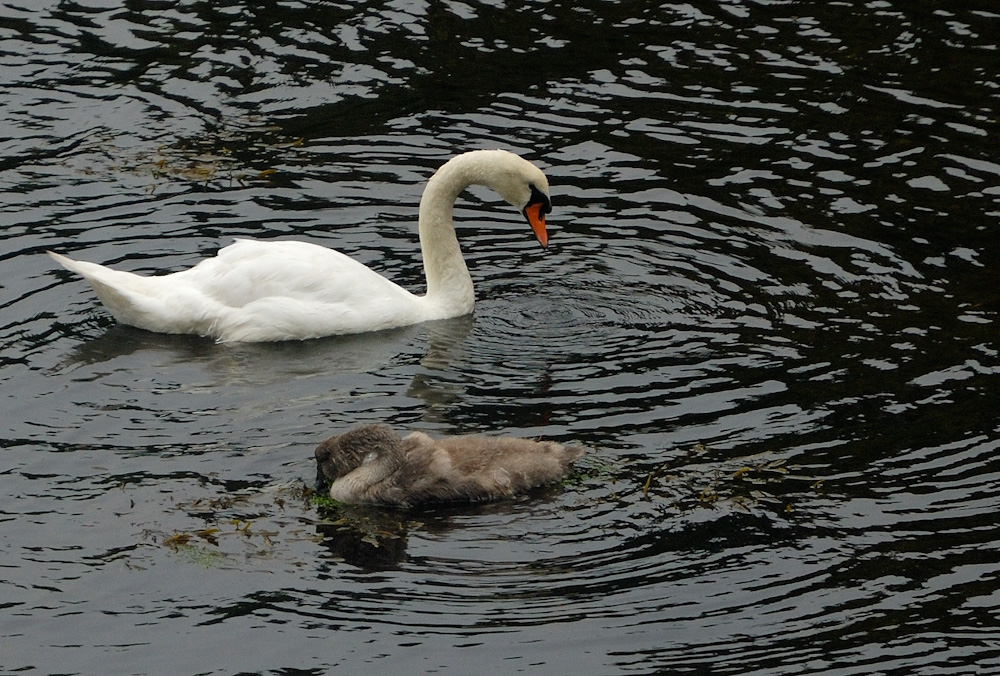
[3,1,1000,674]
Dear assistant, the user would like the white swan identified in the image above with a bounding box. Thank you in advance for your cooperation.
[48,149,552,342]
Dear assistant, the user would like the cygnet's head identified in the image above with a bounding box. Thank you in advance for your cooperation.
[314,424,403,490]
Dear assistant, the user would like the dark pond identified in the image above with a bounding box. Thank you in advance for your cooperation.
[3,1,1000,674]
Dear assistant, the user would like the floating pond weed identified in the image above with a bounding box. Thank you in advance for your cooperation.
[627,443,826,519]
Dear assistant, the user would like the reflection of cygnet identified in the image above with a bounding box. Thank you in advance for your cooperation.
[314,424,585,507]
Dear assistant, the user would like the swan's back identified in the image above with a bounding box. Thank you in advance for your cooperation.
[176,240,428,341]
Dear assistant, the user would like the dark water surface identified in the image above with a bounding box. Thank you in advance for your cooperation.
[3,1,1000,674]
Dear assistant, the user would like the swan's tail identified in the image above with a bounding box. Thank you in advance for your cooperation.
[47,251,160,329]
[48,251,112,280]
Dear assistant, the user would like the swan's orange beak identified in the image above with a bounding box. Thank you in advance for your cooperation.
[524,202,548,248]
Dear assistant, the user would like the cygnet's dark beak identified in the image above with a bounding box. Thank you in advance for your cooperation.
[315,464,330,493]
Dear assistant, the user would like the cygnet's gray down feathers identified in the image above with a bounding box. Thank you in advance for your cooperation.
[315,424,584,507]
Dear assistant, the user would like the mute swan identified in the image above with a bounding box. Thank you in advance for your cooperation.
[314,423,585,507]
[48,149,552,342]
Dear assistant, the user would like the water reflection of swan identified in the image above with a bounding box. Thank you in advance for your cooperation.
[315,424,585,507]
[48,149,552,343]
[56,315,475,390]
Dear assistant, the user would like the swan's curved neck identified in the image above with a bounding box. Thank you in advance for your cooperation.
[417,155,485,313]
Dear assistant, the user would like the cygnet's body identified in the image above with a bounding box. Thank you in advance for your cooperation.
[314,424,585,507]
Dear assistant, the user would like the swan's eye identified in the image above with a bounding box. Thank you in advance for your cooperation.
[528,184,551,215]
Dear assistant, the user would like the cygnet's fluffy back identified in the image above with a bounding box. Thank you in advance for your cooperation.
[314,423,585,507]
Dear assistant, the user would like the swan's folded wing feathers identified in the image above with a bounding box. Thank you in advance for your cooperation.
[180,240,394,307]
[167,240,428,341]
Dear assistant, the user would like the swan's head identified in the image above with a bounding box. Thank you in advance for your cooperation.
[487,150,552,248]
[449,149,551,248]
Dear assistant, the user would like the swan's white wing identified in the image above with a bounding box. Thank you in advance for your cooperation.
[51,240,431,342]
[177,239,412,307]
[174,239,428,341]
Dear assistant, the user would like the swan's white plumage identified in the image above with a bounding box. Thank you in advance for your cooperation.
[48,149,551,342]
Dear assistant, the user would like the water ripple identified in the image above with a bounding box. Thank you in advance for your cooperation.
[3,1,1000,674]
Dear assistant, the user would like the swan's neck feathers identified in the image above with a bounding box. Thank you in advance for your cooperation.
[418,152,514,316]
